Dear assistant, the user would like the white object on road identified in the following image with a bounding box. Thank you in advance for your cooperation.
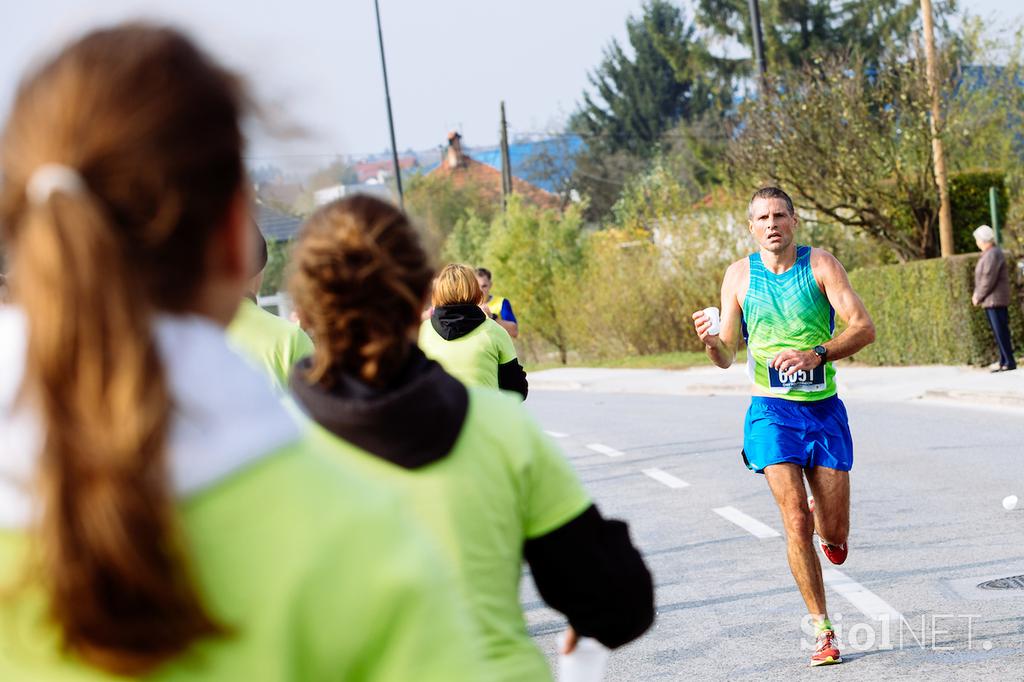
[1003,495,1018,511]
[702,306,721,336]
[558,634,609,682]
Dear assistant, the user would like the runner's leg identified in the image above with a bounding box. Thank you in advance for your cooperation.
[764,463,828,620]
[805,466,850,547]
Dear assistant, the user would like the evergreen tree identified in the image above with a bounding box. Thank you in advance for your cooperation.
[695,0,957,73]
[571,1,709,157]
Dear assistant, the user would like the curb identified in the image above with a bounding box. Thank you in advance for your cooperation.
[920,389,1024,408]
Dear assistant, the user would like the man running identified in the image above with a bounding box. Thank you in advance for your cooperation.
[692,187,875,667]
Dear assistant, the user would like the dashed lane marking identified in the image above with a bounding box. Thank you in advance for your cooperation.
[712,506,781,539]
[822,568,902,622]
[586,443,624,457]
[642,468,690,489]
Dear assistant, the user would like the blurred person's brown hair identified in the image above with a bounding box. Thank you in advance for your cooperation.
[432,263,483,307]
[0,24,247,674]
[290,195,434,389]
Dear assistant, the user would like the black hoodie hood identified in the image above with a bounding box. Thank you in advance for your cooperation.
[431,304,486,340]
[290,345,469,469]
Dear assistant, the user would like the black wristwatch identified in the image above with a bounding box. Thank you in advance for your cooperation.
[813,345,828,366]
[490,312,498,320]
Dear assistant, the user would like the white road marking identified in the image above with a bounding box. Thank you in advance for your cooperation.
[711,504,901,621]
[586,443,624,457]
[822,568,902,622]
[544,430,569,439]
[642,468,690,489]
[712,506,781,539]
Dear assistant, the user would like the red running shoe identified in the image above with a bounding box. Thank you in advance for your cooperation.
[820,539,848,565]
[811,629,842,666]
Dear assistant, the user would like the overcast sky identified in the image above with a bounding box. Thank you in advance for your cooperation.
[2,0,1021,170]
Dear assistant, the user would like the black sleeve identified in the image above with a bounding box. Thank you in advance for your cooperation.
[497,358,528,400]
[523,504,654,649]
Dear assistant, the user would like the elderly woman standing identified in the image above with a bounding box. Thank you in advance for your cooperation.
[972,224,1017,372]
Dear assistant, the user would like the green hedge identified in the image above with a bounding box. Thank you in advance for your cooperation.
[949,171,1007,254]
[848,252,1023,366]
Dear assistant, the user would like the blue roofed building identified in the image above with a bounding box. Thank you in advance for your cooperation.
[423,134,583,193]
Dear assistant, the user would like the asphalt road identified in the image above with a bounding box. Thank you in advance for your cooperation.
[521,390,1024,681]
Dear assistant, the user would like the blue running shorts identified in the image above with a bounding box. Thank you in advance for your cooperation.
[741,395,853,474]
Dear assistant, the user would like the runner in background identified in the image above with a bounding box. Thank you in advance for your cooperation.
[420,263,528,399]
[289,195,655,681]
[692,187,876,667]
[477,267,519,338]
[0,23,482,681]
[227,220,314,392]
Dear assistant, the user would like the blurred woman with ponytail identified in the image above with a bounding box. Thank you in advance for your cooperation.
[0,24,480,681]
[289,195,656,681]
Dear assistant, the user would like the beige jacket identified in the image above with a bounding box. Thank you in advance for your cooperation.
[974,246,1011,308]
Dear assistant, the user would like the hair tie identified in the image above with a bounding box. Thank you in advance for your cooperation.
[26,164,85,205]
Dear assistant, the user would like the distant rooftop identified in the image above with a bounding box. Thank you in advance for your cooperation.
[256,202,303,243]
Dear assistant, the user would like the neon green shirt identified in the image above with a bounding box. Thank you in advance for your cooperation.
[0,442,483,681]
[306,387,592,682]
[227,298,314,392]
[418,319,516,390]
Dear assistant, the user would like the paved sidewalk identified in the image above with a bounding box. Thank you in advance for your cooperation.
[530,363,1024,410]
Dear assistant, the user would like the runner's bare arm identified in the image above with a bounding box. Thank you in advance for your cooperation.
[693,259,746,369]
[770,250,875,372]
[815,250,875,360]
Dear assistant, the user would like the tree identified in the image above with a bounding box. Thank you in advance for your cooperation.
[442,212,491,265]
[729,51,943,261]
[520,135,582,209]
[695,0,956,73]
[569,148,648,222]
[404,173,500,250]
[571,1,712,156]
[485,198,585,364]
[259,239,292,297]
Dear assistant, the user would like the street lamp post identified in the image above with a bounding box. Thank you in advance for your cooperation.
[374,0,404,210]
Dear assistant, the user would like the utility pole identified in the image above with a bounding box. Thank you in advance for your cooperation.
[374,0,404,210]
[921,0,954,256]
[499,101,513,210]
[747,0,767,79]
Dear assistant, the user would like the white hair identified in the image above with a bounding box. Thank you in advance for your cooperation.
[973,225,996,244]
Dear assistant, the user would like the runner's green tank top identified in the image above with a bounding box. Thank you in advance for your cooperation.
[742,245,836,402]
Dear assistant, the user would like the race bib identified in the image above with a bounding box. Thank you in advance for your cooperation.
[767,363,826,393]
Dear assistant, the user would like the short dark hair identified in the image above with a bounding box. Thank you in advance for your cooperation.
[748,187,794,219]
[475,267,492,280]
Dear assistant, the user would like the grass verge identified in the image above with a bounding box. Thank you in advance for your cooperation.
[526,350,746,372]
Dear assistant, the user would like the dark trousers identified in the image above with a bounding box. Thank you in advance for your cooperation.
[985,306,1016,369]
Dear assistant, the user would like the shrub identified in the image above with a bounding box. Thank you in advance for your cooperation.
[848,252,1023,365]
[484,198,585,364]
[949,170,1007,254]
